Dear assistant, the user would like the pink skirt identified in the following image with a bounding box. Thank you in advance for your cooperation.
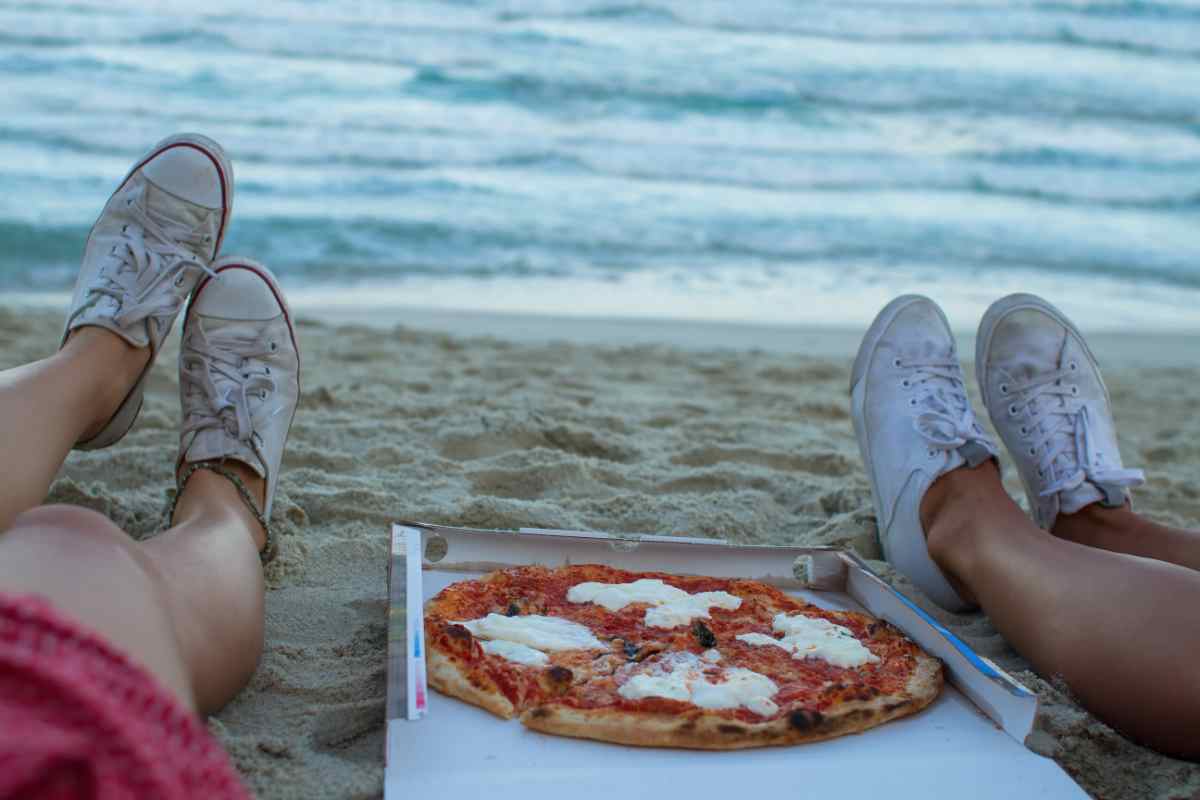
[0,593,250,800]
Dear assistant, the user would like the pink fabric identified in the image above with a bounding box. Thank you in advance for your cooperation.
[0,593,250,800]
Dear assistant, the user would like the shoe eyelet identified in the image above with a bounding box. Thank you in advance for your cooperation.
[1037,468,1044,477]
[1069,361,1078,371]
[174,275,185,287]
[1028,446,1036,456]
[892,358,902,368]
[1008,404,1018,415]
[908,398,917,407]
[269,342,278,352]
[927,449,936,458]
[999,383,1008,394]
[1070,385,1079,396]
[243,372,250,379]
[1019,426,1027,435]
[901,379,911,389]
[265,366,271,375]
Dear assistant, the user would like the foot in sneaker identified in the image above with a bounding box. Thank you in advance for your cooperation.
[851,295,999,612]
[63,133,234,450]
[174,259,300,555]
[975,293,1144,531]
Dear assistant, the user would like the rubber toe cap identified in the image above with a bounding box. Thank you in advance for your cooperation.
[141,145,225,209]
[193,265,282,321]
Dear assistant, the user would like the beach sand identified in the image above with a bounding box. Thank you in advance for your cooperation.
[2,304,1198,800]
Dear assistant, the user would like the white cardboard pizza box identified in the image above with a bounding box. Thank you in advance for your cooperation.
[384,523,1086,799]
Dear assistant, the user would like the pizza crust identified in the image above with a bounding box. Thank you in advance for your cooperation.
[427,648,516,720]
[520,652,943,750]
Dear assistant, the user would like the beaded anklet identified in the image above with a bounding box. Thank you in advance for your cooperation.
[166,462,273,563]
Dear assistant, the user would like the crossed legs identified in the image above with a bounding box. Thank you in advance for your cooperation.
[922,461,1200,760]
[0,328,266,715]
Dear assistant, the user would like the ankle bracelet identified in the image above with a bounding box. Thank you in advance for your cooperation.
[166,462,273,563]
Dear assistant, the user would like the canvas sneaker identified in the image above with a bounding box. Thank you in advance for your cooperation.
[975,294,1143,530]
[177,258,300,534]
[851,295,998,612]
[64,133,234,450]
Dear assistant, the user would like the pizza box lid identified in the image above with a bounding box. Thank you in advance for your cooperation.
[384,522,1085,799]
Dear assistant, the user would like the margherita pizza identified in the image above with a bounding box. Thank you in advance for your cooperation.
[424,564,942,750]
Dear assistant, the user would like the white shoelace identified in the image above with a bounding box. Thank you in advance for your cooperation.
[901,357,991,458]
[71,184,216,333]
[1006,367,1144,498]
[181,325,278,468]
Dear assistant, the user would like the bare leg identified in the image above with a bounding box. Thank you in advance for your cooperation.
[0,328,147,530]
[922,461,1200,760]
[1054,504,1200,573]
[0,462,266,716]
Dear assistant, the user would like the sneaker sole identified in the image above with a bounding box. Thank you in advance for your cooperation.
[974,293,1111,526]
[73,134,235,451]
[180,257,301,520]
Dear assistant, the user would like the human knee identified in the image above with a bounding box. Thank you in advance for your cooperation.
[6,504,159,579]
[11,504,127,543]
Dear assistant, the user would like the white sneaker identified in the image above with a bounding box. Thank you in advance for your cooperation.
[64,133,234,450]
[851,295,998,612]
[177,258,300,531]
[976,294,1143,530]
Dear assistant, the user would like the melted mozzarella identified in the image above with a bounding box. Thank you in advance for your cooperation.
[702,648,722,663]
[618,652,779,717]
[567,579,741,629]
[481,639,549,666]
[458,613,606,653]
[736,613,879,668]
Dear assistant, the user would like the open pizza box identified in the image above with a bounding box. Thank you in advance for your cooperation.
[384,522,1086,799]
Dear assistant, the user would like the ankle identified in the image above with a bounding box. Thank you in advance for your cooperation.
[919,461,1009,603]
[64,327,151,440]
[1052,501,1133,543]
[173,462,268,552]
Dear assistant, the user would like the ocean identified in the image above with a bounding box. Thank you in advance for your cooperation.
[3,0,1199,330]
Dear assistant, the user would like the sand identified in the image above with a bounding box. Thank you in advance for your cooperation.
[2,303,1198,800]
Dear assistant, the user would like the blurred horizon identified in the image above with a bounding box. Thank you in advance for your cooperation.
[3,0,1200,330]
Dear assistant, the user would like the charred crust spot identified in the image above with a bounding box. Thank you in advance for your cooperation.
[528,707,551,720]
[789,709,825,731]
[445,624,472,641]
[883,701,908,713]
[506,602,520,617]
[546,666,573,685]
[717,724,746,735]
[867,622,880,636]
[691,620,716,649]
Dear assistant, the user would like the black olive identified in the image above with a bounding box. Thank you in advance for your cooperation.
[623,642,639,660]
[506,602,520,617]
[691,620,716,649]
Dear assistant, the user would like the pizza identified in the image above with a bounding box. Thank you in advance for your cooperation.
[423,564,943,750]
